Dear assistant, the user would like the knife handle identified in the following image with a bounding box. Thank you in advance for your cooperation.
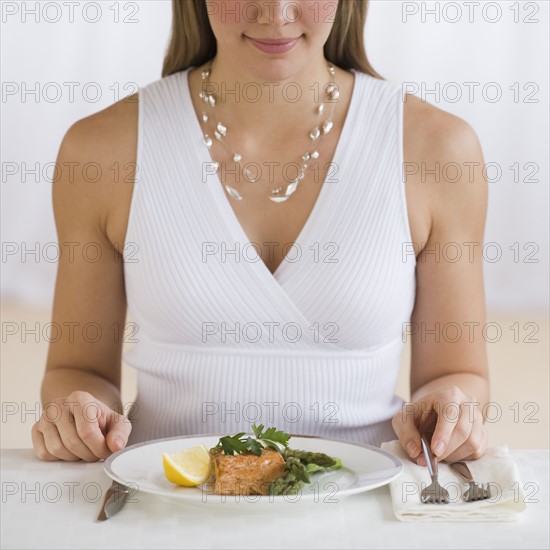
[449,461,474,482]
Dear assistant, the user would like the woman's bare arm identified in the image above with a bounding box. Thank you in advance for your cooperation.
[393,95,490,463]
[33,95,138,461]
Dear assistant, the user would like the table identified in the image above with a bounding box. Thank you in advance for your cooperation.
[1,449,549,549]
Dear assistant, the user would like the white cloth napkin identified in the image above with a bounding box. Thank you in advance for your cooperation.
[381,440,527,521]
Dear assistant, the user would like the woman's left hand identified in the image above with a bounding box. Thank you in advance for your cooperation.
[391,385,489,465]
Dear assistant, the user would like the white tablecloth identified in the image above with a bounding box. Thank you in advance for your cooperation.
[1,449,548,549]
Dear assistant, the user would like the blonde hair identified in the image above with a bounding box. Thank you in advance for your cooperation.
[162,0,382,79]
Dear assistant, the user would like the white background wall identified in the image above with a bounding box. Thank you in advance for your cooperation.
[2,0,548,313]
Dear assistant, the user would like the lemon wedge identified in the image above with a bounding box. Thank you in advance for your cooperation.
[162,444,213,486]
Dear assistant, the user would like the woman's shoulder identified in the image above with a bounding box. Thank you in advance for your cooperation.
[54,93,139,252]
[402,92,487,249]
[61,92,139,169]
[403,92,481,163]
[63,68,188,147]
[353,71,482,162]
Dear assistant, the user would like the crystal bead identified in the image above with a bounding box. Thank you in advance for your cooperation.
[208,95,215,106]
[298,167,305,179]
[202,112,208,122]
[331,89,340,100]
[322,120,333,134]
[203,135,212,148]
[271,187,282,195]
[243,167,258,182]
[216,123,227,136]
[269,195,289,203]
[201,69,210,79]
[285,180,298,196]
[211,162,219,173]
[311,151,319,160]
[318,103,324,115]
[233,154,242,162]
[326,84,335,95]
[215,131,222,140]
[302,153,310,161]
[225,185,242,200]
[309,127,321,140]
[328,65,335,76]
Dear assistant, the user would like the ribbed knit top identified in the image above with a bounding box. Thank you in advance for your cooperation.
[123,66,417,447]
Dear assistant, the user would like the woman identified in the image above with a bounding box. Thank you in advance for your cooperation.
[32,0,490,466]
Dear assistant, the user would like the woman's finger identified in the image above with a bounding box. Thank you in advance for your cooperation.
[392,404,422,460]
[442,411,488,463]
[70,393,111,459]
[431,396,463,457]
[55,405,99,462]
[31,423,59,462]
[104,409,133,453]
[435,409,473,462]
[39,419,81,462]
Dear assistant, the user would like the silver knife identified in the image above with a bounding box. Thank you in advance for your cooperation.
[97,480,131,521]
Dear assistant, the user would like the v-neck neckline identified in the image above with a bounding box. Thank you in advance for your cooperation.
[183,65,360,281]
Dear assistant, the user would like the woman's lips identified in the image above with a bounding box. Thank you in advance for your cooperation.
[245,35,302,54]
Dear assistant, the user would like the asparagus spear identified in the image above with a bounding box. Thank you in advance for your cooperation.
[282,447,341,468]
[268,456,310,496]
[268,448,343,495]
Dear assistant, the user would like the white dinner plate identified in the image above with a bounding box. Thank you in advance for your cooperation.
[104,433,403,508]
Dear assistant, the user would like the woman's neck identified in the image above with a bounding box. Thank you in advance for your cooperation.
[199,54,339,139]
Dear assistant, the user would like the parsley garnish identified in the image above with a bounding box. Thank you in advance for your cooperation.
[213,423,291,456]
[252,424,291,451]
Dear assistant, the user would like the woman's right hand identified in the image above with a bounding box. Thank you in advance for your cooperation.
[31,391,132,462]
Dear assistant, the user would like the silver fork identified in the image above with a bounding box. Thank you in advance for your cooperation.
[449,461,492,502]
[419,432,449,504]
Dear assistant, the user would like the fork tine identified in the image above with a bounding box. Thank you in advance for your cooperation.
[478,483,486,501]
[419,430,450,504]
[475,483,482,501]
[465,482,491,502]
[450,461,493,502]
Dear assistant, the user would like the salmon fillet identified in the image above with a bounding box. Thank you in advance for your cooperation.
[209,447,286,496]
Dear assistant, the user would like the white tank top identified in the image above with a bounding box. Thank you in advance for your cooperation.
[123,66,417,447]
